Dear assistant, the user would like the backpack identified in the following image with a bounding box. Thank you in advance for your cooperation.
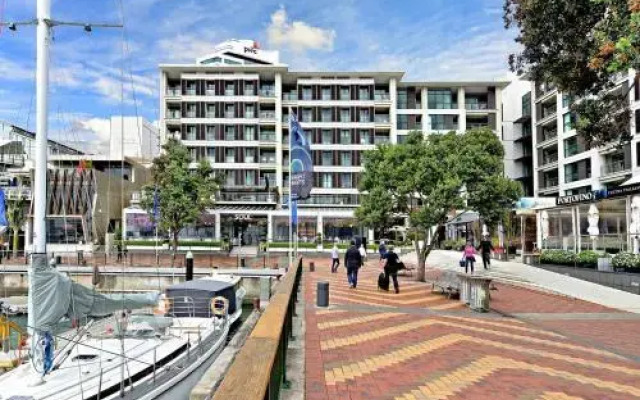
[378,272,390,291]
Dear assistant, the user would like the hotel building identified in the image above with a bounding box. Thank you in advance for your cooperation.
[157,39,507,246]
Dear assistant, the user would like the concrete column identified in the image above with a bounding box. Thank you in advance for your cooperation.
[421,88,428,136]
[368,228,374,242]
[457,87,466,133]
[275,73,284,192]
[572,206,578,251]
[267,213,273,243]
[536,212,543,250]
[576,206,582,251]
[520,216,526,253]
[390,78,398,143]
[215,212,221,241]
[495,86,503,139]
[317,214,323,239]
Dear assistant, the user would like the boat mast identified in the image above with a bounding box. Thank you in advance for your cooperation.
[28,0,51,336]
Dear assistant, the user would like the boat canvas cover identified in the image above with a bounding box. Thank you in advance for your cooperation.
[165,279,237,317]
[32,256,159,332]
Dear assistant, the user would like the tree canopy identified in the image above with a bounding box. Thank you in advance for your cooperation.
[358,129,522,281]
[140,138,220,265]
[504,0,639,145]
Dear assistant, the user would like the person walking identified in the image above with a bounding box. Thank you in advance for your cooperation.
[330,244,340,273]
[381,245,401,293]
[477,235,494,270]
[344,240,362,289]
[462,241,476,274]
[378,240,387,259]
[359,243,367,266]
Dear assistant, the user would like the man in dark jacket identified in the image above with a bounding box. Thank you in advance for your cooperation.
[344,240,362,289]
[477,235,494,270]
[381,245,401,293]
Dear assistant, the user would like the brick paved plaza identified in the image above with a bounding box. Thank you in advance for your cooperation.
[304,259,640,400]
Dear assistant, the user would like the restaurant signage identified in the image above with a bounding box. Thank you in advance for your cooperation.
[556,183,640,206]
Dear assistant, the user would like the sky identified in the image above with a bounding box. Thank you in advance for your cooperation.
[0,0,518,153]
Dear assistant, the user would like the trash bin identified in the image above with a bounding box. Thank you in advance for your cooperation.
[317,281,329,307]
[309,262,315,272]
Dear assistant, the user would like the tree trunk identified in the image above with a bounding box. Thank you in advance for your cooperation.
[171,231,179,269]
[415,227,438,282]
[12,228,19,258]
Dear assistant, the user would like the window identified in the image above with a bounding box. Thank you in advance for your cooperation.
[189,148,198,161]
[245,148,256,163]
[206,83,215,95]
[225,104,235,118]
[322,151,333,166]
[359,87,370,100]
[244,126,255,141]
[302,86,312,100]
[340,130,351,145]
[341,173,352,188]
[322,173,333,188]
[185,82,196,95]
[206,147,215,160]
[396,89,408,109]
[185,126,196,141]
[636,110,640,134]
[321,87,331,100]
[521,92,531,117]
[340,87,350,100]
[340,109,351,122]
[205,126,216,141]
[397,135,408,144]
[321,108,332,122]
[225,82,235,96]
[340,151,352,166]
[186,104,196,118]
[359,109,370,122]
[302,108,313,122]
[225,148,235,163]
[562,94,572,108]
[429,115,458,131]
[225,126,236,141]
[322,130,333,144]
[244,82,255,95]
[564,137,578,157]
[226,171,235,186]
[522,123,532,138]
[245,171,255,186]
[205,104,215,118]
[397,115,408,130]
[245,104,255,118]
[428,89,456,109]
[356,130,369,145]
[563,112,575,132]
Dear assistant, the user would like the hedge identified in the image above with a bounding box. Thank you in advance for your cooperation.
[120,240,221,247]
[612,253,640,272]
[268,242,317,249]
[540,250,602,268]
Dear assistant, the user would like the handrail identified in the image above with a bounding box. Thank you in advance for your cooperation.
[212,257,303,400]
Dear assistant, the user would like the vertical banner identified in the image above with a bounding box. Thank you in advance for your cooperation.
[0,188,7,234]
[289,112,313,200]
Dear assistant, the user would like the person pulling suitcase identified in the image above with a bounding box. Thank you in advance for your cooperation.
[379,245,400,293]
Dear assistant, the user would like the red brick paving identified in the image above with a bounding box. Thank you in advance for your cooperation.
[304,259,640,400]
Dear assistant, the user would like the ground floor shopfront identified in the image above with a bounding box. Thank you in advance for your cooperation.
[538,184,640,253]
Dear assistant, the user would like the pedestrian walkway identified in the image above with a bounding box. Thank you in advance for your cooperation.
[304,259,640,400]
[407,250,640,314]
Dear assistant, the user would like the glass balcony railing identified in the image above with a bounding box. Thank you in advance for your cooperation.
[225,90,235,96]
[166,88,180,96]
[185,112,196,118]
[205,89,216,96]
[375,115,390,123]
[245,112,256,119]
[219,192,275,203]
[224,112,235,118]
[259,111,276,120]
[602,160,630,176]
[466,123,488,129]
[374,93,390,101]
[465,102,489,110]
[185,89,196,96]
[543,178,559,188]
[541,154,558,165]
[259,132,276,142]
[166,110,180,119]
[260,88,275,97]
[282,92,298,100]
[540,132,558,142]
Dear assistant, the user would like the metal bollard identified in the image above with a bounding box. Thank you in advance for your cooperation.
[185,251,194,281]
[316,281,329,307]
[309,262,315,272]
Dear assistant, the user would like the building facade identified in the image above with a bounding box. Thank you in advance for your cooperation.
[109,116,160,161]
[158,39,507,246]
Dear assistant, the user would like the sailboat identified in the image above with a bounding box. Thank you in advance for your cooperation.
[0,1,246,399]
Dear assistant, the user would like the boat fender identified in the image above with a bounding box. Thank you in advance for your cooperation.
[211,297,229,318]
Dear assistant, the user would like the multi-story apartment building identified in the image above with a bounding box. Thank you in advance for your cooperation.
[527,71,640,252]
[158,39,507,246]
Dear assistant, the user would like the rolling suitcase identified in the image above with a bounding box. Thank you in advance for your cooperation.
[378,272,390,291]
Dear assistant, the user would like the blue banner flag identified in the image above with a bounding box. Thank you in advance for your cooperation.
[0,188,7,230]
[289,113,313,200]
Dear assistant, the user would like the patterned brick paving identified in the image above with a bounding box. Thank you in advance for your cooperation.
[304,259,640,400]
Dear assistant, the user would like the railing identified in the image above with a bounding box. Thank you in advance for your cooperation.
[3,186,32,200]
[212,258,302,400]
[541,155,558,166]
[260,111,276,120]
[601,160,630,176]
[185,89,196,96]
[219,192,275,202]
[467,123,488,129]
[166,88,180,96]
[282,92,297,100]
[166,111,180,119]
[260,89,276,97]
[374,93,390,101]
[259,132,276,142]
[205,90,216,96]
[225,112,235,119]
[185,112,197,118]
[374,115,390,123]
[542,178,559,189]
[465,103,489,110]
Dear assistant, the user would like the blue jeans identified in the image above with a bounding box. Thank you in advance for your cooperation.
[347,267,359,287]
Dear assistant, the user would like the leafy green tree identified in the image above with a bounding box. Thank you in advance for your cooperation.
[6,197,27,258]
[504,0,639,146]
[141,138,221,267]
[358,129,521,281]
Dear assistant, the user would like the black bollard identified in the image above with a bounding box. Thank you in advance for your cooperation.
[309,262,315,272]
[185,251,194,281]
[316,281,329,307]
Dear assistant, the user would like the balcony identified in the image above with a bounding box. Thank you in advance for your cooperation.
[205,89,216,96]
[205,112,216,119]
[166,110,181,120]
[219,192,275,203]
[466,122,488,129]
[245,111,256,119]
[374,93,390,101]
[282,92,298,101]
[185,111,197,118]
[224,112,236,119]
[465,102,489,110]
[185,89,196,96]
[541,178,559,190]
[224,90,235,96]
[601,160,631,178]
[374,136,390,145]
[260,88,275,97]
[166,88,180,97]
[536,132,558,148]
[539,154,558,169]
[375,115,390,124]
[259,131,276,142]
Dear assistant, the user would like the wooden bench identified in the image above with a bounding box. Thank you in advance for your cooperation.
[431,270,461,299]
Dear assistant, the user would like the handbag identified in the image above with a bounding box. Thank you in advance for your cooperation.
[459,258,466,268]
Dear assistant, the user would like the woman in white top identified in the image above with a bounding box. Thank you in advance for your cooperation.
[331,245,340,273]
[359,244,367,266]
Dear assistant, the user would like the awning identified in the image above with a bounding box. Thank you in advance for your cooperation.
[446,211,479,225]
[621,175,640,186]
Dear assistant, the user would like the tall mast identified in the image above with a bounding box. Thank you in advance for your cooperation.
[29,0,51,334]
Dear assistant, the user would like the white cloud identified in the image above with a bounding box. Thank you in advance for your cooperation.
[0,56,33,81]
[157,33,220,63]
[72,117,112,155]
[266,6,336,53]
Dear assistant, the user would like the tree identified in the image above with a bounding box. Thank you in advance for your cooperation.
[358,129,521,281]
[140,138,221,267]
[6,197,27,258]
[504,0,639,146]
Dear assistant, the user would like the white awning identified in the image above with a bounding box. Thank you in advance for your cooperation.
[621,175,640,186]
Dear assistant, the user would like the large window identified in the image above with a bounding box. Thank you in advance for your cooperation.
[47,218,85,243]
[321,87,331,100]
[245,170,255,186]
[340,109,351,122]
[563,112,576,132]
[322,130,333,144]
[322,173,333,188]
[340,151,352,166]
[205,126,216,141]
[245,104,255,118]
[244,81,255,95]
[322,151,333,166]
[429,115,458,131]
[185,125,197,141]
[225,148,235,163]
[302,108,313,122]
[521,92,531,117]
[359,87,370,100]
[564,137,578,157]
[340,130,351,145]
[340,87,350,100]
[341,173,352,188]
[245,148,256,163]
[225,126,236,141]
[225,104,235,118]
[124,214,153,240]
[206,104,216,118]
[225,82,235,96]
[397,89,408,109]
[428,89,456,109]
[359,109,370,122]
[185,104,196,118]
[321,108,332,122]
[244,126,255,141]
[302,86,312,100]
[397,115,408,130]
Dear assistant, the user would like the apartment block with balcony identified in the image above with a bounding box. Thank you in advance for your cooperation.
[159,39,507,245]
